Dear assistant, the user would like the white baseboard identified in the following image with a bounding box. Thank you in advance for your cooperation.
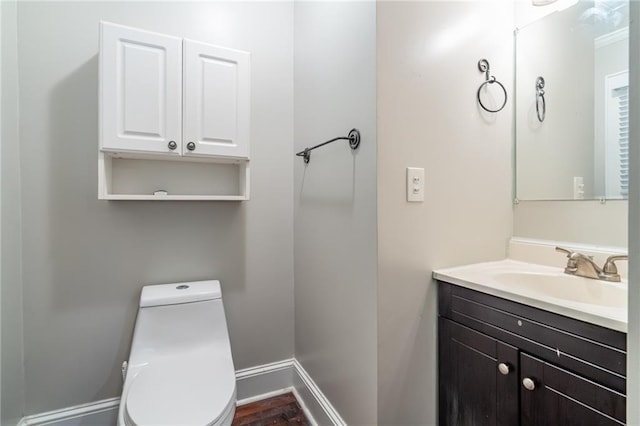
[18,358,344,426]
[235,358,296,405]
[292,359,347,426]
[18,398,120,426]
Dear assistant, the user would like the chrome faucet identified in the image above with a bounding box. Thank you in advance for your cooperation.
[556,247,627,282]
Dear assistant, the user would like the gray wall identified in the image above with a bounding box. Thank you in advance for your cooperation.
[16,2,294,415]
[1,0,25,423]
[293,2,378,424]
[377,2,514,423]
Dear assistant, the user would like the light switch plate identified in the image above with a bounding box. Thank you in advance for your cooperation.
[407,167,425,202]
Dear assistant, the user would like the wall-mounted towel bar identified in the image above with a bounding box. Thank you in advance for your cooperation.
[296,129,361,164]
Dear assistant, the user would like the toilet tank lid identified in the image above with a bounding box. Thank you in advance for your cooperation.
[140,280,222,307]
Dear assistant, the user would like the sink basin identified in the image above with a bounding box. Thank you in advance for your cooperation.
[493,271,626,309]
[433,259,628,332]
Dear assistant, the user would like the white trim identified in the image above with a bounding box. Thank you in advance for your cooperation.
[236,388,294,407]
[235,358,295,405]
[510,236,627,254]
[235,358,294,380]
[595,26,629,50]
[293,359,347,426]
[233,358,321,426]
[18,398,120,426]
[0,2,3,421]
[17,358,346,426]
[291,386,319,426]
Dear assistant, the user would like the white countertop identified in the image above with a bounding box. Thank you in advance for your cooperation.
[433,259,627,333]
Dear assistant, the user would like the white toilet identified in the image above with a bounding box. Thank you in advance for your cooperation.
[117,280,237,426]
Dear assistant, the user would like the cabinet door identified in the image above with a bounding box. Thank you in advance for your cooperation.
[439,318,519,426]
[183,39,250,159]
[100,22,182,154]
[520,353,625,426]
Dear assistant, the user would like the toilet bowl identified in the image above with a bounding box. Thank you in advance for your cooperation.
[117,280,236,426]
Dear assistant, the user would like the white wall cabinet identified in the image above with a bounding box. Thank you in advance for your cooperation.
[183,39,250,159]
[99,22,250,200]
[100,23,183,155]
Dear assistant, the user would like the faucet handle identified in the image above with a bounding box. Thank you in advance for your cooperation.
[555,246,574,257]
[603,254,628,275]
[556,246,579,272]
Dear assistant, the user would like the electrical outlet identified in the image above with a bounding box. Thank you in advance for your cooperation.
[573,176,584,200]
[407,167,425,202]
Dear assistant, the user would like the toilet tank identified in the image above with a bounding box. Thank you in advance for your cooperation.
[140,280,222,306]
[128,280,232,366]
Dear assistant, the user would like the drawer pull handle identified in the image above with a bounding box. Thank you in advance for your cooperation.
[498,363,510,375]
[522,377,536,391]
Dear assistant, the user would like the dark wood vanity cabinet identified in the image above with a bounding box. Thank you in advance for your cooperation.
[438,281,627,426]
[439,318,519,425]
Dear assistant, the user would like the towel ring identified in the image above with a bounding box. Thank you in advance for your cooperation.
[477,59,507,113]
[535,76,546,122]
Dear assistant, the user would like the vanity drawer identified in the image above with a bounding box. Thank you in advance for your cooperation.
[438,281,627,393]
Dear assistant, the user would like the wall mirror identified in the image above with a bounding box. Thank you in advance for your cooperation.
[515,0,629,201]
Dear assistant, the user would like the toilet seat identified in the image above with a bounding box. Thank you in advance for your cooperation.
[124,354,236,426]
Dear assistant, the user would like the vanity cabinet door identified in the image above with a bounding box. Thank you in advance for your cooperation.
[100,22,183,155]
[520,353,626,426]
[439,318,519,426]
[183,39,250,159]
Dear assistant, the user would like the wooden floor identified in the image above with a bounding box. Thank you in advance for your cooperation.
[232,393,310,426]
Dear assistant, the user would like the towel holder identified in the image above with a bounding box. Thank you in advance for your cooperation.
[477,59,507,113]
[296,129,361,164]
[535,76,546,122]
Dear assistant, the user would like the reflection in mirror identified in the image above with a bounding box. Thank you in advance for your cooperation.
[515,0,629,201]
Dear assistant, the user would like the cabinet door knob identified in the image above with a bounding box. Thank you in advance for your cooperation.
[168,140,177,150]
[187,142,196,151]
[498,363,510,375]
[522,377,536,391]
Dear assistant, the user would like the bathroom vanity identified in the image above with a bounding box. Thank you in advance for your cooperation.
[435,262,627,425]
